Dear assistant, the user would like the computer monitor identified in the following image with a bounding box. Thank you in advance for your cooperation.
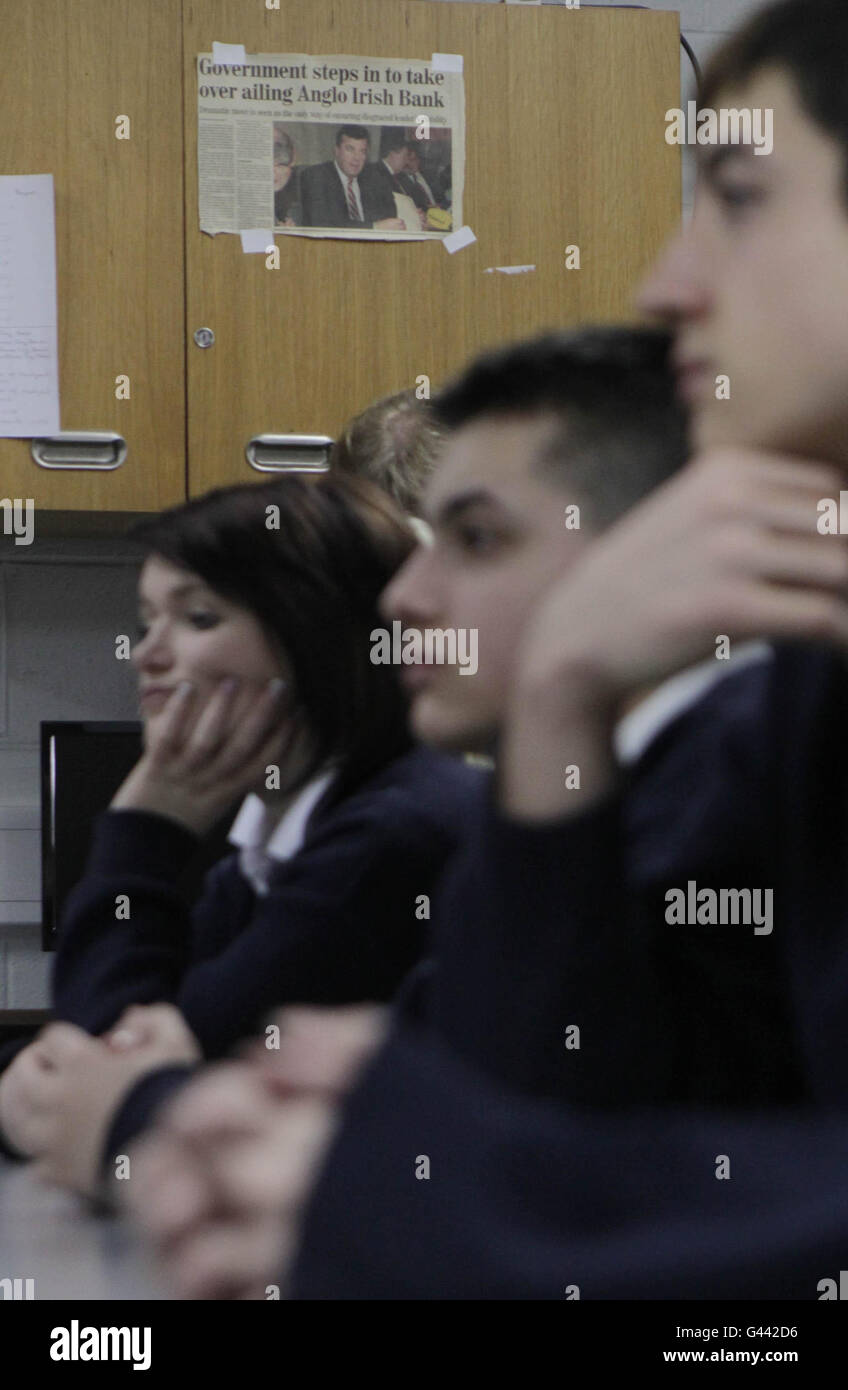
[40,721,234,950]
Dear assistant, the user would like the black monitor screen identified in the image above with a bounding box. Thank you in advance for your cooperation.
[40,721,234,950]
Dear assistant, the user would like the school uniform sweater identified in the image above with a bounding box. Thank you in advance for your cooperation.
[423,650,804,1109]
[290,1021,848,1300]
[0,745,484,1161]
[51,744,483,1051]
[291,644,848,1299]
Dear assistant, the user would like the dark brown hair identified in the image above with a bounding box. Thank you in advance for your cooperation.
[700,1,848,204]
[336,125,369,147]
[432,326,688,532]
[130,473,416,796]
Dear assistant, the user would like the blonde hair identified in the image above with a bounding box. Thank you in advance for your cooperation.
[330,390,444,514]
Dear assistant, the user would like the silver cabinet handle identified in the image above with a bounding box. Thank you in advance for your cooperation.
[245,433,333,473]
[31,432,127,471]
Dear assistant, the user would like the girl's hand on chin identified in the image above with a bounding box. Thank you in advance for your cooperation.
[111,676,294,836]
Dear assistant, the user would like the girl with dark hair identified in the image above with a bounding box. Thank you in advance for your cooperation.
[0,474,482,1170]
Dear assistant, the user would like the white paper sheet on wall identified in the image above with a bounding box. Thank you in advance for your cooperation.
[0,175,60,437]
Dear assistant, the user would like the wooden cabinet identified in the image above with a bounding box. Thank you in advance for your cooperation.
[184,0,680,496]
[0,0,185,513]
[0,0,680,511]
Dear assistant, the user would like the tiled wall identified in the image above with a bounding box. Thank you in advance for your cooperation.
[0,543,139,1004]
[0,0,773,1005]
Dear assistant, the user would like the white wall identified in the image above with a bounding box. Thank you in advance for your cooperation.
[0,542,139,1005]
[0,0,775,1005]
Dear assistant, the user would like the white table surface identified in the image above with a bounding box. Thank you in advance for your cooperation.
[0,1156,168,1300]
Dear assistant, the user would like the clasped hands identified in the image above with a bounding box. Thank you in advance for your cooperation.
[0,1000,387,1299]
[0,1003,202,1189]
[122,1004,387,1300]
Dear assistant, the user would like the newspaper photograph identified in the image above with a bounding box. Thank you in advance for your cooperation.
[197,52,464,241]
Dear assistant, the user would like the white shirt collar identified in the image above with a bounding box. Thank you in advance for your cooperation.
[227,768,336,895]
[613,641,772,767]
[335,162,360,189]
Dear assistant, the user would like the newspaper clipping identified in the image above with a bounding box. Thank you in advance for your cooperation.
[197,52,464,241]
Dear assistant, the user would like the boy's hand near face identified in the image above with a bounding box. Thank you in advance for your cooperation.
[502,449,848,819]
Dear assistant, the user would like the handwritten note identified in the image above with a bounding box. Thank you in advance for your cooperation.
[0,175,60,436]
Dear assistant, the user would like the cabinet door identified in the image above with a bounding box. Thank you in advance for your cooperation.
[184,0,680,496]
[0,0,185,512]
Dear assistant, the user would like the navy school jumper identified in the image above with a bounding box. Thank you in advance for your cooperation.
[0,745,484,1158]
[50,744,484,1050]
[425,652,804,1109]
[290,644,848,1298]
